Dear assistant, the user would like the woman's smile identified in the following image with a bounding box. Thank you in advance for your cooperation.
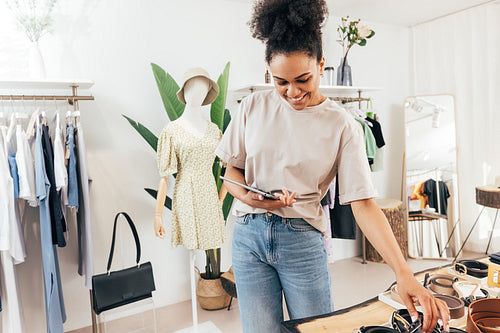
[269,52,325,110]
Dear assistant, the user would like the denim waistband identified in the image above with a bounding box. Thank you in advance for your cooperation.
[246,212,290,224]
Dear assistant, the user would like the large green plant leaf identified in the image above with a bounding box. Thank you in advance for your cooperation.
[151,63,185,121]
[223,108,231,133]
[122,115,158,152]
[144,188,172,210]
[210,62,230,131]
[222,193,234,221]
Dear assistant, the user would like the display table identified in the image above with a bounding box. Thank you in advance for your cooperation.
[280,258,490,333]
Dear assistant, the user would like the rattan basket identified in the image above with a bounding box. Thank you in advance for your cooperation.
[196,273,231,310]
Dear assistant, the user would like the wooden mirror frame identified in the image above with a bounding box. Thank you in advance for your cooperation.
[402,93,461,259]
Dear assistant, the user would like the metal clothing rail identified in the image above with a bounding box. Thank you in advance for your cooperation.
[330,96,371,105]
[238,96,370,105]
[0,83,98,332]
[0,95,94,102]
[0,85,94,109]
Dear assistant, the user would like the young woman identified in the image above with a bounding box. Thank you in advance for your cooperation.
[215,1,450,332]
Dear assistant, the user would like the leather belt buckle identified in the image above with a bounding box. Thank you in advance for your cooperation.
[453,262,467,276]
[391,312,422,333]
[390,309,441,333]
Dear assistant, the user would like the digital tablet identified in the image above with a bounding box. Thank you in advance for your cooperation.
[220,176,279,200]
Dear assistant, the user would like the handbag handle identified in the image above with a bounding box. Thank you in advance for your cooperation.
[107,212,141,274]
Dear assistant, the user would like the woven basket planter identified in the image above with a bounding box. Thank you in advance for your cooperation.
[196,273,231,310]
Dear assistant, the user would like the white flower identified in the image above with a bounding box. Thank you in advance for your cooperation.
[357,24,372,39]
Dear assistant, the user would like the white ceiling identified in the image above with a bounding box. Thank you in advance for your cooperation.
[328,0,496,26]
[235,0,498,27]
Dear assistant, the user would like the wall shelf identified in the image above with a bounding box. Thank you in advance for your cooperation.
[234,83,382,96]
[233,84,382,105]
[0,80,95,105]
[0,79,94,90]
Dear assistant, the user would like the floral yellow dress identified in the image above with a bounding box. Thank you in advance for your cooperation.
[157,120,225,250]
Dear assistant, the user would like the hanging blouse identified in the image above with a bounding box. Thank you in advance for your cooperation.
[75,122,94,290]
[355,118,377,163]
[0,126,25,333]
[41,124,67,247]
[34,124,66,332]
[66,123,79,208]
[16,124,37,206]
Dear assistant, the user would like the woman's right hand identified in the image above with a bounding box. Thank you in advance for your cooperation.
[244,187,297,210]
[154,215,166,239]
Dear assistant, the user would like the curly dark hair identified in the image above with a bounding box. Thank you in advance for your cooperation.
[249,0,328,63]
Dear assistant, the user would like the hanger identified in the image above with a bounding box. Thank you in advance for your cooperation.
[39,97,48,126]
[65,110,73,126]
[72,109,81,124]
[348,106,373,127]
[5,96,18,146]
[365,98,377,120]
[0,97,5,126]
[14,96,29,125]
[25,107,40,141]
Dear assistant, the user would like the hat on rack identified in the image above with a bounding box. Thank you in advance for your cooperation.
[177,67,219,106]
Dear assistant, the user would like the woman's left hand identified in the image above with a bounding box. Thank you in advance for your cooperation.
[396,269,450,333]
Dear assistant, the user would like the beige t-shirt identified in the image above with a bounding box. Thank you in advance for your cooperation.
[215,89,377,232]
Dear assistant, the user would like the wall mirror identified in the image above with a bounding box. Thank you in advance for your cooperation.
[403,94,461,259]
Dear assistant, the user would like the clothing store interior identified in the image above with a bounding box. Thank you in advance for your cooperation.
[0,0,499,332]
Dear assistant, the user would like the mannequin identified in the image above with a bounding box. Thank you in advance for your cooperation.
[154,75,226,239]
[154,69,226,332]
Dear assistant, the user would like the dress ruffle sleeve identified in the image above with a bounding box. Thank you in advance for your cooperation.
[157,125,178,177]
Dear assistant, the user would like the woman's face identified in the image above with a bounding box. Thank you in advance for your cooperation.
[269,52,325,111]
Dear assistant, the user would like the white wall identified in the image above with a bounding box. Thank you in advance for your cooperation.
[0,1,411,331]
[410,3,500,253]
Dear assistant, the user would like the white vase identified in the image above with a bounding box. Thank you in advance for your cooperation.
[28,41,46,80]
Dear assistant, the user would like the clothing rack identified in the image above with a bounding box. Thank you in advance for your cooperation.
[0,83,98,333]
[236,86,374,107]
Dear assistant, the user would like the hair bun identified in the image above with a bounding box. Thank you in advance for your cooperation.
[249,0,328,43]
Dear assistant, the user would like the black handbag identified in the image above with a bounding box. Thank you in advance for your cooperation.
[91,212,156,315]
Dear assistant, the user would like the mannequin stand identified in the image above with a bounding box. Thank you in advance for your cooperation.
[174,250,222,333]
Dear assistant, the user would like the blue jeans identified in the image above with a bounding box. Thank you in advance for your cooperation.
[232,213,334,333]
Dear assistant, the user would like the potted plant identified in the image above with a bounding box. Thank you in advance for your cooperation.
[123,62,234,309]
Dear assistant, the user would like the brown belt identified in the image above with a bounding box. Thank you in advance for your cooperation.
[433,294,465,319]
[428,274,457,296]
[467,298,500,333]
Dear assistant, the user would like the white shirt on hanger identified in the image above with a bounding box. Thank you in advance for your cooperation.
[16,124,37,207]
[0,129,12,250]
[0,126,25,333]
[53,113,68,192]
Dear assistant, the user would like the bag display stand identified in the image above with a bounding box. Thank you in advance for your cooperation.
[96,297,158,333]
[173,250,222,333]
[94,214,158,332]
